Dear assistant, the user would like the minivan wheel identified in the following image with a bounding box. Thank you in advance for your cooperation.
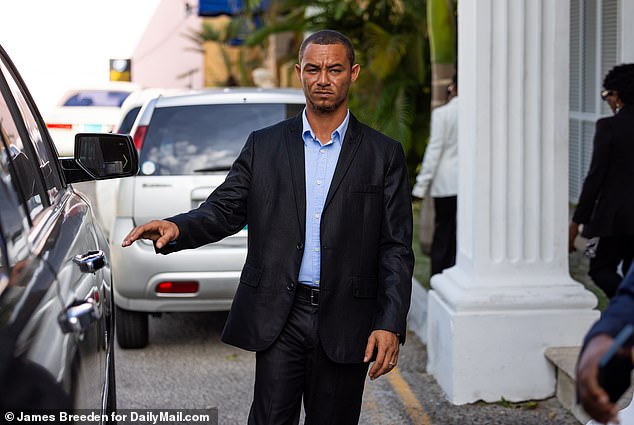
[115,306,149,349]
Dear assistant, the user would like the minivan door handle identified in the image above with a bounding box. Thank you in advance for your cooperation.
[73,250,106,273]
[58,299,97,334]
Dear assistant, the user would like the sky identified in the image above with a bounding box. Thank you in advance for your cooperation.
[0,0,161,115]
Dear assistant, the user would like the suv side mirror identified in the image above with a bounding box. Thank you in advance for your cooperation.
[61,133,139,183]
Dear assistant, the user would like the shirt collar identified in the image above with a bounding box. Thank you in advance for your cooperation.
[302,108,350,147]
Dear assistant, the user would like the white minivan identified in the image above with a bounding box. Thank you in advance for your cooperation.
[110,88,305,348]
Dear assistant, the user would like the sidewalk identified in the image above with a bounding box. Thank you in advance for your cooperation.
[393,330,581,425]
[399,251,599,425]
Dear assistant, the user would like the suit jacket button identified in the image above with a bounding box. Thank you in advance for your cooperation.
[296,242,304,250]
[287,282,295,291]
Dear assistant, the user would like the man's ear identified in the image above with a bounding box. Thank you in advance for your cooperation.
[351,64,360,82]
[295,63,302,83]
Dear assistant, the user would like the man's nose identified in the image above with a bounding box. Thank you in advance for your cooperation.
[317,70,330,85]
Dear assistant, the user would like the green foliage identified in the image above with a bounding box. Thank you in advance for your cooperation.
[187,15,262,86]
[494,397,539,410]
[244,0,432,183]
[427,0,457,64]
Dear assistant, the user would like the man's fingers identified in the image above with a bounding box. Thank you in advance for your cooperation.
[576,335,619,423]
[367,330,399,380]
[155,232,173,249]
[121,227,142,247]
[364,335,376,363]
[121,220,178,248]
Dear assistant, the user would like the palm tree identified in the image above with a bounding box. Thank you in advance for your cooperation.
[427,0,457,108]
[186,14,264,86]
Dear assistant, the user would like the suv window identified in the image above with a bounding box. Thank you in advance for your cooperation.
[139,103,303,176]
[0,70,48,219]
[0,152,30,300]
[1,61,62,200]
[117,105,141,134]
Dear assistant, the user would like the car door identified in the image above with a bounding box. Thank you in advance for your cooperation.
[0,46,112,411]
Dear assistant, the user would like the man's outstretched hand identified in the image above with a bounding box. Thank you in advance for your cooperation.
[121,219,180,249]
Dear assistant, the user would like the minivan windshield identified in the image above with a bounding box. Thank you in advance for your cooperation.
[63,90,131,107]
[139,103,304,176]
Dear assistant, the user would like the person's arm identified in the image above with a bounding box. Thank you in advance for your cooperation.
[411,107,445,199]
[568,221,580,253]
[576,334,620,424]
[366,141,414,380]
[571,119,612,226]
[122,133,254,253]
[577,266,634,422]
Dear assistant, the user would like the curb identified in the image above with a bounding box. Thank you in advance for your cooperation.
[407,278,428,345]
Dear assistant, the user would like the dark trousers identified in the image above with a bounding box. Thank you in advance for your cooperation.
[247,293,369,425]
[589,235,634,298]
[431,196,457,276]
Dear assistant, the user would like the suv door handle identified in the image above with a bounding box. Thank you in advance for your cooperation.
[58,299,97,334]
[73,250,105,273]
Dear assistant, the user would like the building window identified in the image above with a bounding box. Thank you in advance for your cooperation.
[569,0,620,202]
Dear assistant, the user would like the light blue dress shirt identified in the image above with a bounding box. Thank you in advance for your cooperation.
[297,109,349,288]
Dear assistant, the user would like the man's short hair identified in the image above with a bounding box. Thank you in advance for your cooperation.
[603,63,634,104]
[298,30,355,68]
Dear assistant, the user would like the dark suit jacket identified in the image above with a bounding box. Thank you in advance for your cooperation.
[573,105,634,237]
[159,113,414,363]
[583,261,634,347]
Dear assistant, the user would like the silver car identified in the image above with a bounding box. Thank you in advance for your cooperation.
[110,88,305,348]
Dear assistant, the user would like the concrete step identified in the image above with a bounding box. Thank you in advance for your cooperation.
[545,346,634,425]
[545,346,589,424]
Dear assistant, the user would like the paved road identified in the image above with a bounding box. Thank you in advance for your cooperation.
[71,181,582,424]
[115,311,580,425]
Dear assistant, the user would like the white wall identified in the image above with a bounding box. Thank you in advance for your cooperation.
[130,0,204,90]
[621,1,634,62]
[0,0,203,115]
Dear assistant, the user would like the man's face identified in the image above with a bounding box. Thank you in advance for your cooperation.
[295,43,360,114]
[601,89,621,114]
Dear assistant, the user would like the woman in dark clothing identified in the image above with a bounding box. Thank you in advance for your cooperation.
[569,63,634,299]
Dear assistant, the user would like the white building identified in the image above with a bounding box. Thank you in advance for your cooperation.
[569,0,634,201]
[425,0,634,405]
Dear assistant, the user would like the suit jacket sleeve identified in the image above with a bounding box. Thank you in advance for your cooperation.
[375,141,414,342]
[572,119,612,225]
[583,265,634,348]
[156,133,254,254]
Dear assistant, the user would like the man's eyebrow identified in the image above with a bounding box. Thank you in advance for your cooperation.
[303,62,346,69]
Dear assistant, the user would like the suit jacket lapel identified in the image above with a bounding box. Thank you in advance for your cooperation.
[285,115,306,236]
[324,114,362,211]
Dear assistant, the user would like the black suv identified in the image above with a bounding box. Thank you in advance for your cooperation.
[0,43,138,413]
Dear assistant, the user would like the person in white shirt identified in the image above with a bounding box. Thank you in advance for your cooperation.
[412,74,458,276]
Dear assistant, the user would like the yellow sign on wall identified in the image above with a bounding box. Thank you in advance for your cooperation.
[110,59,131,82]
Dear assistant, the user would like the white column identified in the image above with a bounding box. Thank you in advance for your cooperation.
[621,1,634,62]
[426,0,600,404]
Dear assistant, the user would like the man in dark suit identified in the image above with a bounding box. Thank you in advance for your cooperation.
[574,63,634,424]
[569,63,634,299]
[122,29,414,425]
